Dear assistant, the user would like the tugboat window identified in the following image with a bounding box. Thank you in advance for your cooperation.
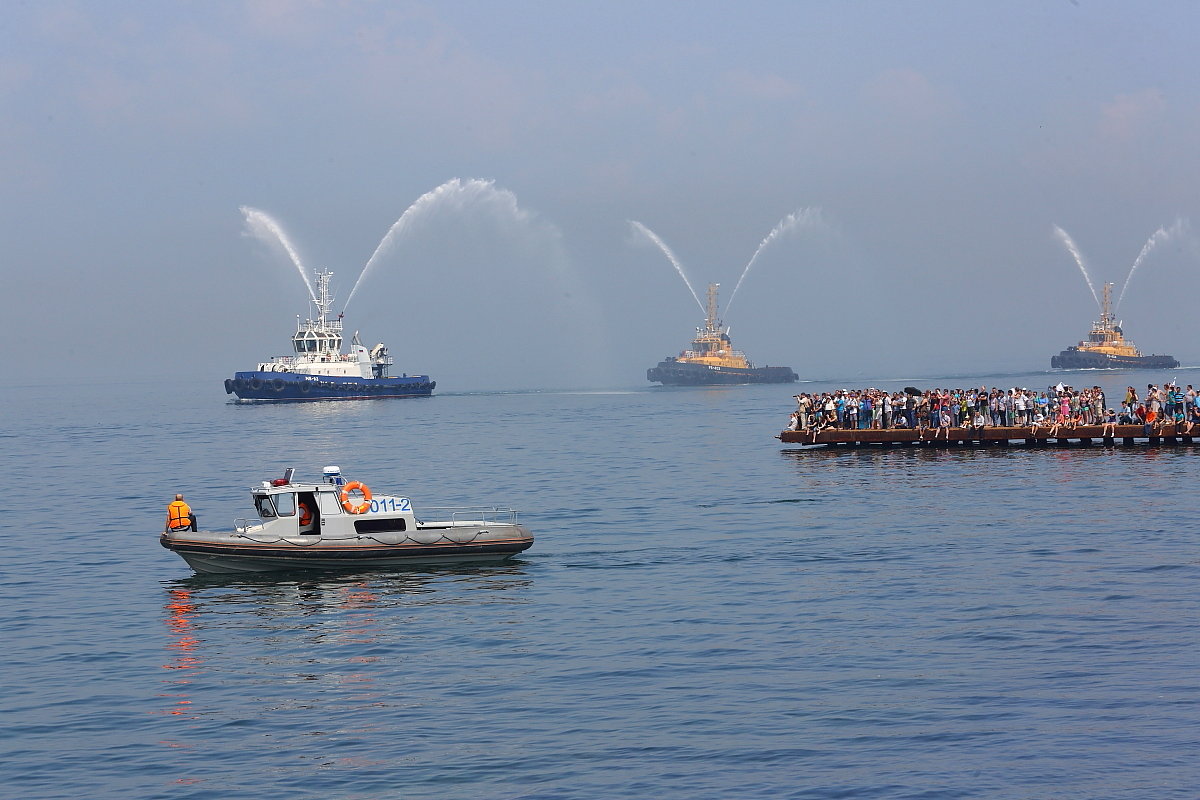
[274,493,296,516]
[255,496,277,518]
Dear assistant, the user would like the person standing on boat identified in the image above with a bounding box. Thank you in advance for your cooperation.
[165,494,197,532]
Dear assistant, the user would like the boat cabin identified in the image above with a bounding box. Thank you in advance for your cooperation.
[246,471,415,539]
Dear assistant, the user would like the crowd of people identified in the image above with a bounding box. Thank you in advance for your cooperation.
[787,382,1200,435]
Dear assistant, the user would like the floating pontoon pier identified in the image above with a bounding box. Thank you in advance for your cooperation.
[779,424,1198,448]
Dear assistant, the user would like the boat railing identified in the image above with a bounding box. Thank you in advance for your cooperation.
[234,518,266,534]
[679,348,748,359]
[267,353,357,365]
[418,506,518,526]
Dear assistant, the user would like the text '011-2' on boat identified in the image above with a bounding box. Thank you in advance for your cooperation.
[1051,283,1179,370]
[647,284,798,386]
[224,269,435,401]
[160,467,534,574]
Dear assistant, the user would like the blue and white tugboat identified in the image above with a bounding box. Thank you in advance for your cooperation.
[161,467,534,574]
[225,269,434,401]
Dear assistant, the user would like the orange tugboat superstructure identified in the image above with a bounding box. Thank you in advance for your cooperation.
[647,284,798,385]
[1051,283,1178,370]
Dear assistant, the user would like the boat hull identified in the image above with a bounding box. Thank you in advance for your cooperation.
[647,360,798,385]
[1050,351,1179,370]
[225,371,435,401]
[161,527,533,574]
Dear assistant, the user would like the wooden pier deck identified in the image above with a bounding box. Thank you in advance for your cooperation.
[779,423,1199,448]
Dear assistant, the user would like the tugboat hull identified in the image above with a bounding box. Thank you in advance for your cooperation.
[225,371,435,401]
[1050,351,1179,370]
[647,360,798,386]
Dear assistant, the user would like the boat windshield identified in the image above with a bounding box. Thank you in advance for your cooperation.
[255,495,277,518]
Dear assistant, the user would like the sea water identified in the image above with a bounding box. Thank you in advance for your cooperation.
[2,370,1197,799]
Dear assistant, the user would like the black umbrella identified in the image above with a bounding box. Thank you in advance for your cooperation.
[904,386,922,395]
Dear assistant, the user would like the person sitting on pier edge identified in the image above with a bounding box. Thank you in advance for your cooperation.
[166,494,197,532]
[1186,399,1200,434]
[1136,402,1154,436]
[1099,409,1117,438]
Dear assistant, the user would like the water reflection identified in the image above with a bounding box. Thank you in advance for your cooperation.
[166,563,530,612]
[779,440,1196,495]
[156,564,532,779]
[780,441,1196,469]
[160,588,202,720]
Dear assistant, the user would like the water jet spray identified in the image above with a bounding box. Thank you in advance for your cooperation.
[241,206,318,303]
[725,207,823,317]
[1052,225,1099,312]
[629,220,706,315]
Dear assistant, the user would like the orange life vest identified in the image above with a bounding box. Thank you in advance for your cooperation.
[167,500,192,530]
[299,501,313,526]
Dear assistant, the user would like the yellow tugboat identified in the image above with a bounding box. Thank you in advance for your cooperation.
[647,284,798,385]
[1051,283,1178,369]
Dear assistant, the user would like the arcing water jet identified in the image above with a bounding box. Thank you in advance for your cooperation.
[1052,224,1100,312]
[344,178,536,312]
[724,207,823,317]
[241,206,318,302]
[1117,219,1186,311]
[629,220,706,315]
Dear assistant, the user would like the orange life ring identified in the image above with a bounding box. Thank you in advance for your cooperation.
[340,481,372,514]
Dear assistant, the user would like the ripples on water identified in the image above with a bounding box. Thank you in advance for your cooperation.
[2,373,1197,799]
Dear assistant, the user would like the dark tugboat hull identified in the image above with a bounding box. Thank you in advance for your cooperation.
[225,371,435,401]
[1051,351,1179,370]
[647,360,798,385]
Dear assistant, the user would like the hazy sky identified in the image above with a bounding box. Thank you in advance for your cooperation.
[5,1,1199,390]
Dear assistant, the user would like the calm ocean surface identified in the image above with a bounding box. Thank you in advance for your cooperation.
[2,370,1197,799]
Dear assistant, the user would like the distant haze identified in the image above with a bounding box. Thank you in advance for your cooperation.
[4,2,1199,390]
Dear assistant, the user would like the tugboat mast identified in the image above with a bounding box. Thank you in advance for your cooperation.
[704,282,722,334]
[1089,283,1118,346]
[1100,282,1114,334]
[309,269,338,329]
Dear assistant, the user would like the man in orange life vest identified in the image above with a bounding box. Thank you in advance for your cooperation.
[165,494,197,532]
